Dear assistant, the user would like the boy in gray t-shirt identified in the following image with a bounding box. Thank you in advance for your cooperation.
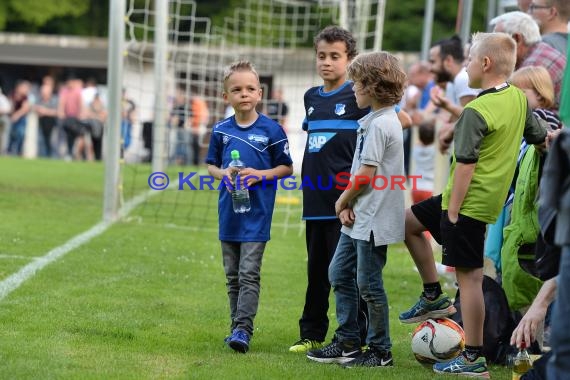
[306,51,406,367]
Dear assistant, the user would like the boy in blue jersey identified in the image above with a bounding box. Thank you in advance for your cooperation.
[307,51,406,367]
[206,60,293,353]
[289,25,371,354]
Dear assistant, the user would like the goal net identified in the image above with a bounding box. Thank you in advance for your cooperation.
[120,0,385,235]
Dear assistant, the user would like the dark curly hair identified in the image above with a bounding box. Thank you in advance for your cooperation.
[314,25,358,60]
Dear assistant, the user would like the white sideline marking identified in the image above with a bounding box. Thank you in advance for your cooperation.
[0,255,32,260]
[0,189,157,301]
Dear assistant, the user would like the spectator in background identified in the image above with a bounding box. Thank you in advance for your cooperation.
[58,76,85,160]
[403,61,436,175]
[427,36,480,153]
[518,0,532,12]
[190,92,209,166]
[35,77,58,158]
[528,0,569,55]
[0,85,10,154]
[82,78,98,108]
[8,80,31,156]
[517,0,532,13]
[491,11,566,106]
[411,122,435,205]
[121,88,136,150]
[84,94,107,161]
[265,88,289,130]
[406,61,436,122]
[541,129,570,380]
[169,86,190,165]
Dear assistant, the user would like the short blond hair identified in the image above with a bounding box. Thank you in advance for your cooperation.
[470,32,517,77]
[510,66,555,109]
[223,60,260,89]
[347,51,406,106]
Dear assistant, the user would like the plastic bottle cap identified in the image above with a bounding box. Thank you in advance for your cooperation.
[520,341,526,349]
[231,150,240,159]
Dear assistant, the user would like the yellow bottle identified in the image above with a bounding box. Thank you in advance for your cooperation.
[512,342,532,380]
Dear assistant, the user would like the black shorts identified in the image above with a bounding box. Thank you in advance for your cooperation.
[410,195,487,268]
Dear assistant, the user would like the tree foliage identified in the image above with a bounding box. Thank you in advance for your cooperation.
[0,0,90,32]
[384,0,490,51]
[0,0,491,52]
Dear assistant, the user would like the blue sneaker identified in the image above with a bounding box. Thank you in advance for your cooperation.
[399,293,456,324]
[227,329,250,353]
[433,354,490,378]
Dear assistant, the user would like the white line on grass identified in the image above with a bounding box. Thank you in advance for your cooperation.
[0,254,33,260]
[0,187,166,301]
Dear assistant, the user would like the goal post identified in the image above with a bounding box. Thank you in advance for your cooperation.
[103,0,126,222]
[105,0,390,233]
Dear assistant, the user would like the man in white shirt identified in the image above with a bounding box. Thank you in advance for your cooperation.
[427,36,480,152]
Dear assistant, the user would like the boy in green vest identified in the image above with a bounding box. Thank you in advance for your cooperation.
[400,32,547,377]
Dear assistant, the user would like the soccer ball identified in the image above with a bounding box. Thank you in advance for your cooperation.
[411,318,465,364]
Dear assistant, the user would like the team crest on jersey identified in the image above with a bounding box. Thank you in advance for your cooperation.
[284,142,290,156]
[222,135,230,144]
[308,106,314,116]
[335,103,346,116]
[248,134,269,145]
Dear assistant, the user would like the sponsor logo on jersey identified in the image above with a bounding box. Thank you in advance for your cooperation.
[307,106,314,116]
[308,132,336,152]
[248,134,269,145]
[335,103,346,116]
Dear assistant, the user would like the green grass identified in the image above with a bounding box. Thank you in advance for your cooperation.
[0,157,510,379]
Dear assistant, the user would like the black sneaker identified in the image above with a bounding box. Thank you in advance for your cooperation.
[342,348,394,368]
[306,341,361,364]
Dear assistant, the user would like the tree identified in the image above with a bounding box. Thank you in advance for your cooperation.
[0,0,89,32]
[0,0,492,52]
[384,0,490,51]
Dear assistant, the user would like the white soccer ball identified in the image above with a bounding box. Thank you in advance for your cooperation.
[411,318,465,363]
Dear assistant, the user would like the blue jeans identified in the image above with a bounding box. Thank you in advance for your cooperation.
[8,117,27,155]
[547,245,570,379]
[221,241,266,337]
[329,232,391,350]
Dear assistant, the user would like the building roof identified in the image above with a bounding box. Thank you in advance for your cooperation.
[0,33,108,68]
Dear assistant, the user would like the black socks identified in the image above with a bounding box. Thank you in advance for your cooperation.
[423,282,442,301]
[463,345,483,362]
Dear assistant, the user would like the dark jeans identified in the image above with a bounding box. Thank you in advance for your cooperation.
[547,245,570,379]
[39,116,57,157]
[62,117,84,155]
[299,220,368,342]
[221,241,266,337]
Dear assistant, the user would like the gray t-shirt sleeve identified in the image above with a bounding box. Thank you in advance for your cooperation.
[453,108,487,164]
[523,104,548,144]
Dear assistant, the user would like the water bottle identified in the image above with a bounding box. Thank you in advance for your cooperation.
[228,150,251,213]
[512,341,532,380]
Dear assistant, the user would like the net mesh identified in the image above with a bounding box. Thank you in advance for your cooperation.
[121,0,383,234]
